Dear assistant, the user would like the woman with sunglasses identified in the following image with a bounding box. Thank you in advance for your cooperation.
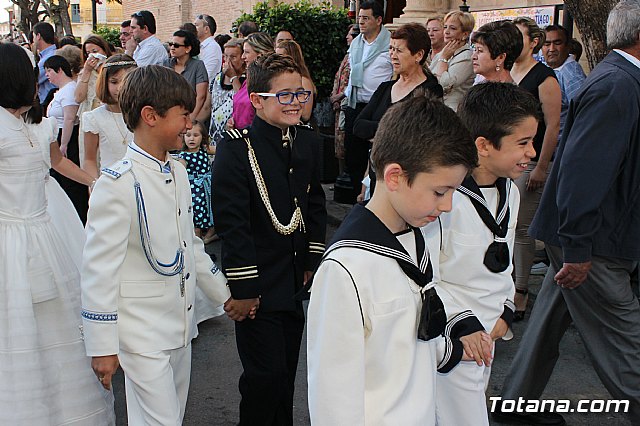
[162,30,209,121]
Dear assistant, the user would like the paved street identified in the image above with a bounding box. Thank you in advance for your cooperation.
[111,186,633,425]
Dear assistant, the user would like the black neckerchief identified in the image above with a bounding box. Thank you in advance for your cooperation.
[457,176,511,273]
[303,204,446,341]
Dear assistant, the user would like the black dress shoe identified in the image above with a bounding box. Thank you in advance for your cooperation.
[491,410,566,425]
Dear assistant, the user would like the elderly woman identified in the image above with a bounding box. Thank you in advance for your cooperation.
[470,20,523,83]
[163,29,208,120]
[330,24,356,175]
[210,37,246,144]
[426,16,445,65]
[275,39,315,123]
[231,32,274,130]
[354,23,443,197]
[510,17,561,320]
[429,11,475,111]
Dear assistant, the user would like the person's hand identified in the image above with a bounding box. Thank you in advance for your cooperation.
[125,38,138,55]
[224,297,260,321]
[526,164,548,191]
[555,261,592,289]
[83,56,100,73]
[490,318,509,341]
[60,144,68,158]
[91,354,119,390]
[460,330,493,366]
[330,92,344,107]
[441,39,465,61]
[303,270,313,285]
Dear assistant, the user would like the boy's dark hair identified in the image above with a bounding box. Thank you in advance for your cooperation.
[173,29,200,57]
[371,93,477,186]
[360,0,384,19]
[471,20,523,71]
[43,55,72,78]
[33,22,55,45]
[197,14,217,35]
[247,53,301,95]
[238,21,259,37]
[0,43,36,109]
[119,65,196,132]
[458,82,542,149]
[96,54,137,104]
[131,10,156,34]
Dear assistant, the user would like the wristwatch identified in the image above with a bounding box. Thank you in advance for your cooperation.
[438,58,450,63]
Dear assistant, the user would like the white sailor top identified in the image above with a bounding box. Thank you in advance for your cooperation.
[80,143,230,356]
[424,182,519,337]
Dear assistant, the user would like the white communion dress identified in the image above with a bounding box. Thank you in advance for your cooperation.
[0,106,114,425]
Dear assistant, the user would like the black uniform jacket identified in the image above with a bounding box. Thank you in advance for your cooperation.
[212,116,327,312]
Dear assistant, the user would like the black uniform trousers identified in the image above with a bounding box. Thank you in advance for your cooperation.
[344,103,369,198]
[235,306,305,426]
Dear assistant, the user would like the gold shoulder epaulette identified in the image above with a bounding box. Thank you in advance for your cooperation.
[224,128,249,140]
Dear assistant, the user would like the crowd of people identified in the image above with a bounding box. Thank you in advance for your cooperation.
[1,0,639,425]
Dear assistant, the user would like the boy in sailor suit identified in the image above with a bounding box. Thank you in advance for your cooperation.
[80,66,233,425]
[423,82,541,426]
[307,95,492,426]
[211,54,326,425]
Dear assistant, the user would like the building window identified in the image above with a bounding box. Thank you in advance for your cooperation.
[71,4,81,23]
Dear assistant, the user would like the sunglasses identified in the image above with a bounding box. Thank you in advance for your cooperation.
[168,42,186,48]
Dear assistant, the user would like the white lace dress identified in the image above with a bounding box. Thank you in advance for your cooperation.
[0,107,114,425]
[81,105,132,169]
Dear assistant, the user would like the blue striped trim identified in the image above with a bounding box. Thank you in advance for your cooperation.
[81,310,118,322]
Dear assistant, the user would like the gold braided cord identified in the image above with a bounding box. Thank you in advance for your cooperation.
[244,138,305,235]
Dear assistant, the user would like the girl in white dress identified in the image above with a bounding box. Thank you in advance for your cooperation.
[0,42,115,425]
[82,54,137,178]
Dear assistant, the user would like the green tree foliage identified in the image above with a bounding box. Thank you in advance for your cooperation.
[95,25,121,48]
[235,1,352,99]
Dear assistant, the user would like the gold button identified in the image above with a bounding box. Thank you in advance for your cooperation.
[289,168,293,174]
[283,142,288,148]
[294,197,298,203]
[242,129,248,135]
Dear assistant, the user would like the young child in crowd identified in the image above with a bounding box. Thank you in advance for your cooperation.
[307,94,491,425]
[423,82,541,425]
[178,119,216,243]
[212,53,326,425]
[80,65,233,425]
[82,54,137,179]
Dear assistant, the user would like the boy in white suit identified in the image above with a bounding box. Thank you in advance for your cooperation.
[426,82,541,425]
[307,95,492,425]
[80,65,237,425]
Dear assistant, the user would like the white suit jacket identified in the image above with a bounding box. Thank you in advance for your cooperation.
[81,144,230,356]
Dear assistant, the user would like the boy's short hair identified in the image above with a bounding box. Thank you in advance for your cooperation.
[119,65,196,132]
[96,54,137,104]
[247,53,301,95]
[371,93,478,186]
[458,82,542,149]
[43,55,72,78]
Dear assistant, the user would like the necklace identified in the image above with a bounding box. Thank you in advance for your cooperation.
[19,123,34,148]
[107,106,129,145]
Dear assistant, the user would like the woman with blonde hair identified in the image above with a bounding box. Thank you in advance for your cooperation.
[429,10,475,111]
[232,32,274,129]
[275,39,315,122]
[510,16,561,320]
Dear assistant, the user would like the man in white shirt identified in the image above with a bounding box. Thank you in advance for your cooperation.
[130,10,168,66]
[194,14,222,82]
[343,0,393,200]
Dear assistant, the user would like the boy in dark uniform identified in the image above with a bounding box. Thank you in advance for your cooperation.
[211,53,326,426]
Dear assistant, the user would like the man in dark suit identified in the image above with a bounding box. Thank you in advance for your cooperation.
[493,1,640,424]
